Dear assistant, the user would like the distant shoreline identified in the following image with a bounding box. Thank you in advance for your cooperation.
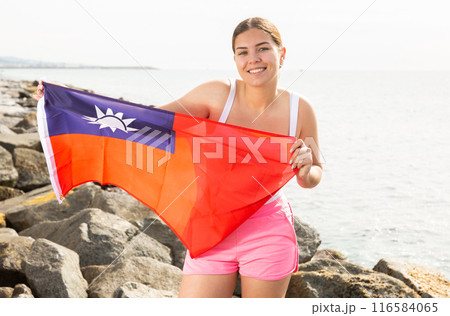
[0,66,158,70]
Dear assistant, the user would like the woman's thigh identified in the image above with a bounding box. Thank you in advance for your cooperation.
[240,274,292,298]
[178,272,239,298]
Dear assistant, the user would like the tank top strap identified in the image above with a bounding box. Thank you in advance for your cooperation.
[289,91,300,137]
[218,78,237,123]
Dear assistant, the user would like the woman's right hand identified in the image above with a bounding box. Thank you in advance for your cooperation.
[32,80,45,100]
[32,80,67,100]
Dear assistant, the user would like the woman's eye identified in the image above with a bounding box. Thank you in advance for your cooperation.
[238,51,247,56]
[259,47,269,51]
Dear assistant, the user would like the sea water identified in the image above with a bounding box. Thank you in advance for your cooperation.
[1,68,449,277]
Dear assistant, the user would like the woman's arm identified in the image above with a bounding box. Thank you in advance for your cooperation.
[289,97,323,189]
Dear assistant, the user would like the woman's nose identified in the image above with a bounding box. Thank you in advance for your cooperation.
[248,50,262,63]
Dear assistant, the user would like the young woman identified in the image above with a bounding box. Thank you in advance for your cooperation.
[34,17,322,298]
[159,17,322,298]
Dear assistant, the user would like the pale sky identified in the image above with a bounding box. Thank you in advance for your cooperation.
[1,0,450,70]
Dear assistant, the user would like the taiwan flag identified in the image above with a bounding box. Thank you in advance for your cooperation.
[37,82,297,258]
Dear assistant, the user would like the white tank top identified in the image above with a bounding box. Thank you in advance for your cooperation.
[218,78,300,204]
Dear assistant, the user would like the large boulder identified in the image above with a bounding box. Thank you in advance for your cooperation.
[0,186,24,202]
[0,124,16,135]
[16,99,37,109]
[5,183,101,231]
[132,216,186,269]
[20,208,172,267]
[0,116,22,129]
[374,258,450,298]
[22,238,88,297]
[293,216,322,263]
[13,148,50,191]
[0,184,53,214]
[312,249,348,261]
[88,256,182,298]
[0,145,18,187]
[91,189,157,222]
[0,227,18,237]
[11,283,34,298]
[80,265,108,284]
[0,234,34,287]
[0,287,14,298]
[0,105,27,116]
[13,112,37,130]
[0,132,42,154]
[286,259,420,298]
[113,282,177,298]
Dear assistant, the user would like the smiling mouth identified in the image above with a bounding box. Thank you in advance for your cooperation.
[248,67,266,74]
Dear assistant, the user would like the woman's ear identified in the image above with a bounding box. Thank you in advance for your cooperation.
[281,47,286,61]
[280,47,286,68]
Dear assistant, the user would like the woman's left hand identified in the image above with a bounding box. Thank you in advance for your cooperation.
[289,139,313,179]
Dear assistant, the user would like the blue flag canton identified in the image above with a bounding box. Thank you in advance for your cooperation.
[44,83,176,154]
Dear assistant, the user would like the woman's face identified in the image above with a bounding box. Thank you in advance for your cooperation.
[233,28,285,87]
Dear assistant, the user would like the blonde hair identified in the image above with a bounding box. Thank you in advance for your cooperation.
[232,17,283,53]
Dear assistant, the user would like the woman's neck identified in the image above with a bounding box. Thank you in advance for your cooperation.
[241,78,279,112]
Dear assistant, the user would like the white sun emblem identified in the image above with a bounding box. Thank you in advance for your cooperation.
[82,105,138,133]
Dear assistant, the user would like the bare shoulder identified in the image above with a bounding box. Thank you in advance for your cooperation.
[158,79,230,119]
[192,79,230,100]
[297,94,315,114]
[293,93,318,139]
[297,94,317,124]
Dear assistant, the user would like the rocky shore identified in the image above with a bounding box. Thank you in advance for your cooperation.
[1,78,449,298]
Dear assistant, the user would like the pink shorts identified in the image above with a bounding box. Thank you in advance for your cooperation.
[182,194,299,281]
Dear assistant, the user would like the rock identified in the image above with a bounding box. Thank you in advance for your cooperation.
[0,96,16,106]
[10,126,27,134]
[0,145,18,187]
[133,216,186,269]
[0,213,5,228]
[16,98,37,108]
[91,189,157,223]
[11,283,34,298]
[286,259,420,298]
[0,116,22,129]
[0,186,24,201]
[113,282,177,298]
[20,208,172,267]
[0,286,14,298]
[293,216,322,263]
[0,184,53,213]
[88,256,182,298]
[13,112,37,130]
[26,126,38,133]
[373,258,450,298]
[18,91,32,99]
[81,265,108,284]
[4,182,158,230]
[0,105,26,116]
[312,249,348,261]
[22,238,88,298]
[0,234,34,287]
[5,183,101,231]
[0,132,42,154]
[0,228,18,237]
[0,124,16,135]
[13,148,50,191]
[3,89,20,99]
